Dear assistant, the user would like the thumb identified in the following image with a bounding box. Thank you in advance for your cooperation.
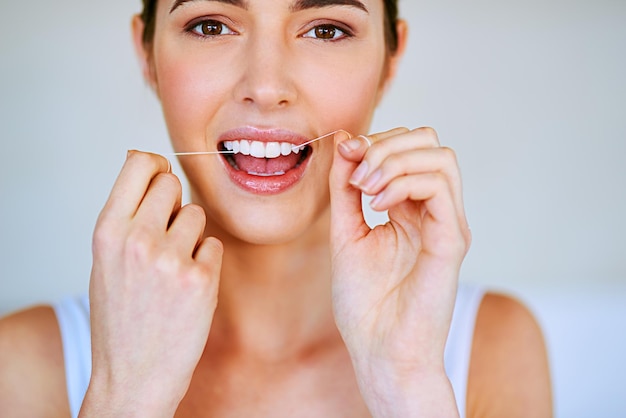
[329,131,370,250]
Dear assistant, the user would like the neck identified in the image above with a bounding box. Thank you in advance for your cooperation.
[206,210,339,362]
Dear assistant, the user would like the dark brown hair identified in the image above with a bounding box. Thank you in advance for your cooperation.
[140,0,399,54]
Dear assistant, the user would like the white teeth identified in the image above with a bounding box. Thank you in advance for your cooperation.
[240,140,251,155]
[265,142,281,158]
[247,171,286,177]
[223,139,304,159]
[250,141,265,158]
[281,142,292,156]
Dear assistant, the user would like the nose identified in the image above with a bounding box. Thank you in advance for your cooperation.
[232,35,297,111]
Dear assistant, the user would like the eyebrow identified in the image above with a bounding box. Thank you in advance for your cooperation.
[170,0,368,15]
[170,0,248,14]
[290,0,368,13]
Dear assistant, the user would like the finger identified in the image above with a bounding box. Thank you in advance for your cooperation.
[368,126,412,143]
[329,130,369,249]
[167,204,207,257]
[356,147,469,235]
[373,173,467,254]
[370,172,456,222]
[194,236,224,280]
[103,151,172,219]
[134,172,183,232]
[336,127,411,163]
[351,127,471,246]
[349,127,440,185]
[336,135,371,162]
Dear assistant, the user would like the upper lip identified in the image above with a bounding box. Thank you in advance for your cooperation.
[218,127,311,146]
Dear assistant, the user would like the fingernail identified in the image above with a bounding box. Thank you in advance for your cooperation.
[370,191,386,209]
[350,160,369,186]
[362,169,382,193]
[339,139,364,153]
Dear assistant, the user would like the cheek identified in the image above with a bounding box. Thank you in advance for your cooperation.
[297,49,387,134]
[154,49,231,148]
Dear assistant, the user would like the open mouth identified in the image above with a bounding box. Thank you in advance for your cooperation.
[220,140,311,177]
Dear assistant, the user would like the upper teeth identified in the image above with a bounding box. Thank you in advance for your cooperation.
[223,140,301,158]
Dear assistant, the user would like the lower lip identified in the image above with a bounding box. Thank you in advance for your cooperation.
[220,150,311,195]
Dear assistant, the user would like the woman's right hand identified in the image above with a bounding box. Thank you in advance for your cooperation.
[80,151,223,417]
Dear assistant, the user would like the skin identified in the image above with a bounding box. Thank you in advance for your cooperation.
[0,0,552,417]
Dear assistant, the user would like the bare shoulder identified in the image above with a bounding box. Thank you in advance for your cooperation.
[0,305,70,417]
[466,292,553,418]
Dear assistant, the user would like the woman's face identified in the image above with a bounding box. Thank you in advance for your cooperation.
[137,0,401,245]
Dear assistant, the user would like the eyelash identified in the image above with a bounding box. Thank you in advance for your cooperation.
[302,24,353,41]
[185,18,353,42]
[186,18,237,38]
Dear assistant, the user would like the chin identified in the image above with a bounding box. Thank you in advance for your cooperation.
[207,199,330,247]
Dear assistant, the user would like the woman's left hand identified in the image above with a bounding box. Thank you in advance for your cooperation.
[329,127,471,417]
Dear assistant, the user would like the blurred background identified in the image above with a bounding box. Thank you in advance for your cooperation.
[0,0,624,416]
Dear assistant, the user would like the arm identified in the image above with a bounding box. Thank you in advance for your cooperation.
[0,306,71,417]
[467,293,553,418]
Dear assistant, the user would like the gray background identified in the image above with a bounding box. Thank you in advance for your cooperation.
[1,0,624,416]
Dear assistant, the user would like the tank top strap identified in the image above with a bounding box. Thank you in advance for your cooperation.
[53,294,92,418]
[444,283,486,418]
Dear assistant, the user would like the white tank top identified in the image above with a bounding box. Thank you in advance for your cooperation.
[54,284,484,418]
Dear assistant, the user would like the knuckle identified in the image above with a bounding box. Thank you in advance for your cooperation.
[382,126,410,138]
[155,172,181,191]
[125,227,155,263]
[127,149,154,165]
[128,150,168,172]
[92,222,116,255]
[416,126,438,137]
[439,146,457,162]
[379,153,406,177]
[414,126,440,145]
[175,204,206,230]
[199,237,224,261]
[150,174,183,202]
[185,265,208,284]
[183,203,206,219]
[153,251,183,276]
[181,265,217,299]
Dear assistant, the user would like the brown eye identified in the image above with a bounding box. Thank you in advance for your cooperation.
[201,21,223,35]
[303,24,348,41]
[190,19,236,37]
[314,25,337,39]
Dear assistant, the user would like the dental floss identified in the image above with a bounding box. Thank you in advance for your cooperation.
[357,134,372,148]
[290,129,349,151]
[167,129,350,156]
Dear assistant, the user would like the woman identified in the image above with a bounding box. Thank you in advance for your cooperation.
[0,0,552,416]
